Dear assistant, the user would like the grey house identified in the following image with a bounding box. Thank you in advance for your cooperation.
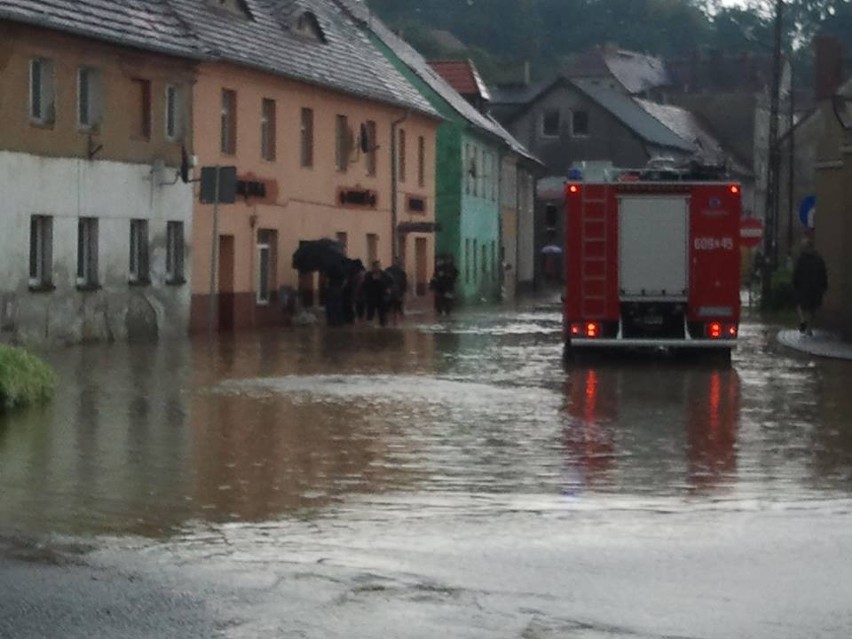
[490,75,699,285]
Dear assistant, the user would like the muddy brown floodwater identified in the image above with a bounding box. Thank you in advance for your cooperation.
[2,300,852,638]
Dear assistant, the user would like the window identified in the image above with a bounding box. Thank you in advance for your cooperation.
[491,154,498,201]
[300,107,314,167]
[77,67,102,130]
[29,215,53,288]
[221,89,237,154]
[129,219,150,284]
[256,229,277,304]
[29,58,55,125]
[76,217,99,287]
[165,85,182,141]
[473,240,478,283]
[473,148,480,197]
[132,78,152,139]
[336,232,348,253]
[541,109,560,137]
[335,114,349,172]
[572,110,589,137]
[464,144,472,195]
[417,135,425,187]
[398,129,407,183]
[166,221,185,284]
[365,120,377,176]
[545,204,558,229]
[261,98,276,161]
[294,11,326,42]
[366,233,378,265]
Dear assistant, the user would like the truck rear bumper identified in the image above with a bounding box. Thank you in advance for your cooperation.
[570,338,737,349]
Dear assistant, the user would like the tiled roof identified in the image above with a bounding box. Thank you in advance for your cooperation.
[428,59,491,101]
[572,78,694,152]
[165,0,438,117]
[635,98,750,175]
[0,0,203,58]
[567,46,671,95]
[332,0,537,163]
[0,0,438,117]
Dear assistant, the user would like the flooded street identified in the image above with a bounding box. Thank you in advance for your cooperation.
[2,299,852,638]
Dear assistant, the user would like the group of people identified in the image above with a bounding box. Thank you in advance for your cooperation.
[325,259,408,327]
[321,254,461,327]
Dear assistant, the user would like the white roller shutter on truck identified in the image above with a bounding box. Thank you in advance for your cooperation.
[618,195,689,299]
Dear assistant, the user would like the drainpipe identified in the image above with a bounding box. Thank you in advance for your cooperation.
[390,110,410,263]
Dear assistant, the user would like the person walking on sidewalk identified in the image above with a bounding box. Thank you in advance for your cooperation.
[792,234,828,336]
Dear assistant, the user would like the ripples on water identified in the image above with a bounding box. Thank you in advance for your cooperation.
[0,303,851,538]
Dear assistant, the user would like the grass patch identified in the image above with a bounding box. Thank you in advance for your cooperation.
[0,345,55,411]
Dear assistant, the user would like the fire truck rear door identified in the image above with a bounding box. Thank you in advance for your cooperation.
[618,195,689,300]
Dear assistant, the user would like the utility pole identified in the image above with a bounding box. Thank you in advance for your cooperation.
[761,0,784,304]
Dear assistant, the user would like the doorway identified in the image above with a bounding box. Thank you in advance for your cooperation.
[415,237,428,296]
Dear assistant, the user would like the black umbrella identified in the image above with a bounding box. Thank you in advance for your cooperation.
[292,239,348,278]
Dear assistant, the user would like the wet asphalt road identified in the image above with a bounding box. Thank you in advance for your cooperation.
[2,299,852,638]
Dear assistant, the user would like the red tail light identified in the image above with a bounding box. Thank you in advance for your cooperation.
[730,185,740,195]
[568,184,580,194]
[707,322,723,339]
[570,322,601,338]
[726,324,738,338]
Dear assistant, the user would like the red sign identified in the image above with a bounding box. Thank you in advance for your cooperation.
[740,217,763,249]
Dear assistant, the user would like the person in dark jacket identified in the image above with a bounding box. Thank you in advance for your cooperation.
[792,234,828,336]
[429,255,459,316]
[385,259,408,324]
[363,260,393,326]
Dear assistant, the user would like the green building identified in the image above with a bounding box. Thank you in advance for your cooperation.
[336,0,534,304]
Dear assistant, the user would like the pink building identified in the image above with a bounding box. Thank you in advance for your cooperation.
[170,0,440,331]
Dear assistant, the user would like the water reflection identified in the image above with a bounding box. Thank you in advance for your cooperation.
[562,363,741,494]
[1,308,851,541]
[811,361,852,490]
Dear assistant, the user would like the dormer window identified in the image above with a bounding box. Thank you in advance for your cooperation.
[294,11,326,43]
[208,0,252,19]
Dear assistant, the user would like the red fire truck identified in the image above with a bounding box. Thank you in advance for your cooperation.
[563,166,742,358]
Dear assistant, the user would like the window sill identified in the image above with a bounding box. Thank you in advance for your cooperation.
[76,283,102,292]
[30,120,55,130]
[28,283,56,294]
[166,277,186,287]
[128,278,151,287]
[256,300,270,307]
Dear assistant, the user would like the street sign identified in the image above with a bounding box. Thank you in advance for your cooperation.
[200,166,237,204]
[798,195,816,229]
[740,217,763,249]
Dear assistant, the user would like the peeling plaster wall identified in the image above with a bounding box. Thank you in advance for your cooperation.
[0,151,192,345]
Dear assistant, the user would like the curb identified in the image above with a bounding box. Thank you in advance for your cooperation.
[777,329,852,361]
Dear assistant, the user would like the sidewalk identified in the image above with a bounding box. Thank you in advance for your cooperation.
[777,328,852,361]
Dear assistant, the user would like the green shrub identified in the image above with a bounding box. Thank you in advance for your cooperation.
[0,345,55,410]
[761,268,796,311]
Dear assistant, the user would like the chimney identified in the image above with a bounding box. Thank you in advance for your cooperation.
[815,35,843,100]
